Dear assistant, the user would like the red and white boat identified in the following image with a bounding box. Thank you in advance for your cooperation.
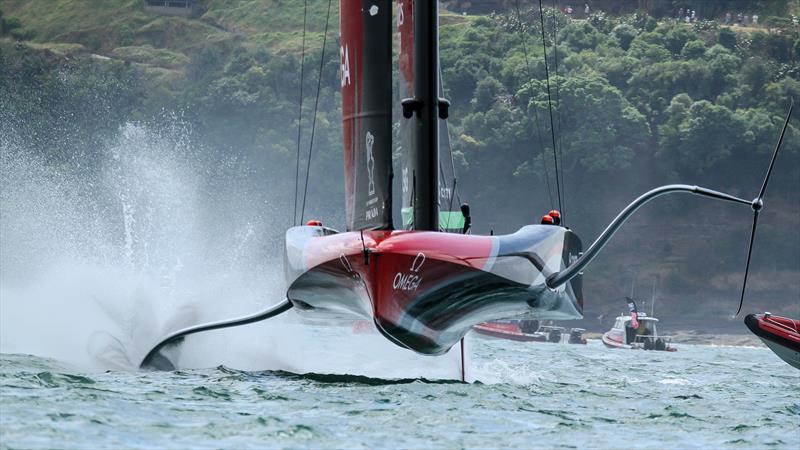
[139,1,792,375]
[472,320,549,342]
[473,321,587,344]
[602,313,676,351]
[283,0,585,361]
[744,313,800,369]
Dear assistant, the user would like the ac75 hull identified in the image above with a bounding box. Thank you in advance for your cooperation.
[284,225,583,355]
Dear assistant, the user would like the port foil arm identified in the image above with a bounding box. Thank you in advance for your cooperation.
[139,299,293,370]
[546,184,754,289]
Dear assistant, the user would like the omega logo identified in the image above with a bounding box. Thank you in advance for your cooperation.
[393,252,425,291]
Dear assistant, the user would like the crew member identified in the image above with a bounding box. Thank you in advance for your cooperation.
[548,210,561,225]
[540,214,555,225]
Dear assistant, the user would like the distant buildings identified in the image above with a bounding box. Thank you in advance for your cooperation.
[143,0,196,17]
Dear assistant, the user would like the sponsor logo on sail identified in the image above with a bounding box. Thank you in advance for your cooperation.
[365,131,379,220]
[366,131,375,196]
[439,179,452,201]
[340,45,351,87]
[397,2,404,26]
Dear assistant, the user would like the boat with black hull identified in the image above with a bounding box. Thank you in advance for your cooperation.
[138,0,794,379]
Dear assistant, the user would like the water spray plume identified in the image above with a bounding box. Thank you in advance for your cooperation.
[0,123,464,379]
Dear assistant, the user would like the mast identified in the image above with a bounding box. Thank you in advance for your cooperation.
[403,0,440,231]
[340,0,393,231]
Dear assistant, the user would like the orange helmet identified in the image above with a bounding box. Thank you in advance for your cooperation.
[306,219,323,227]
[540,214,554,225]
[548,210,561,225]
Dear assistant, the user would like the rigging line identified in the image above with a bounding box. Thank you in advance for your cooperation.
[537,0,563,216]
[292,0,308,226]
[514,0,555,211]
[439,64,461,210]
[550,0,566,224]
[299,0,333,224]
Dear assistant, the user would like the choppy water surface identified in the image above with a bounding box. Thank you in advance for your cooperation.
[2,337,798,449]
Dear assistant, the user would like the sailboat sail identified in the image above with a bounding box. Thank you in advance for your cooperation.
[341,0,393,231]
[397,0,463,232]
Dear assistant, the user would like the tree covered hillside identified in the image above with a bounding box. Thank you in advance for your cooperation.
[1,0,798,330]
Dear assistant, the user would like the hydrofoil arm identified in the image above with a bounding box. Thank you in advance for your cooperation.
[139,299,293,370]
[546,184,755,289]
[547,99,793,308]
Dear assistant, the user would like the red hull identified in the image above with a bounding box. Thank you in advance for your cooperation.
[745,313,800,369]
[472,322,547,342]
[601,331,629,349]
[285,225,583,355]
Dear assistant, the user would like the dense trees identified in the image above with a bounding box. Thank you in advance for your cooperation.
[3,6,797,220]
[440,9,797,214]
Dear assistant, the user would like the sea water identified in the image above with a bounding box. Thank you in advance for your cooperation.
[1,125,798,448]
[1,338,798,449]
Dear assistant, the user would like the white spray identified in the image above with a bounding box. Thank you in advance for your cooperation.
[0,123,464,379]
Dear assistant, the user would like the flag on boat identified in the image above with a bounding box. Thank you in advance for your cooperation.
[626,297,639,329]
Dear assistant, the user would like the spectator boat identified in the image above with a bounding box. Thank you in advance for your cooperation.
[474,320,586,344]
[602,312,676,351]
[473,320,549,342]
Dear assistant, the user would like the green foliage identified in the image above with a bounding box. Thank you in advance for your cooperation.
[611,23,637,51]
[662,24,697,54]
[472,77,506,111]
[559,22,605,52]
[587,11,616,34]
[628,31,671,63]
[681,40,707,59]
[718,27,737,50]
[738,57,772,99]
[521,75,650,172]
[658,98,746,172]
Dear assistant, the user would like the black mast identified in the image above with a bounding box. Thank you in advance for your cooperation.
[403,0,440,231]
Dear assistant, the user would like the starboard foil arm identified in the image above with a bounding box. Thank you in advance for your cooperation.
[548,99,793,292]
[545,184,753,289]
[139,299,293,370]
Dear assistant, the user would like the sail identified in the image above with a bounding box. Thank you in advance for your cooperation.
[341,0,393,231]
[397,0,464,232]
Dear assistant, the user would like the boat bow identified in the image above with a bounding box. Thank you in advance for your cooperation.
[285,225,583,355]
